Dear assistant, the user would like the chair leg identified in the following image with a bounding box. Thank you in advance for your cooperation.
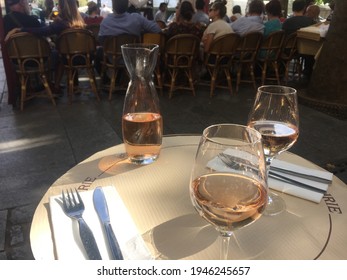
[66,69,74,104]
[188,69,195,97]
[155,65,163,96]
[169,69,177,99]
[224,68,233,96]
[273,62,281,85]
[261,63,267,85]
[210,68,218,97]
[108,70,116,101]
[236,65,242,93]
[42,74,56,107]
[20,75,28,111]
[87,68,100,101]
[249,64,257,90]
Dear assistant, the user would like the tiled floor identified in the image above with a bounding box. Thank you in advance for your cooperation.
[0,55,347,259]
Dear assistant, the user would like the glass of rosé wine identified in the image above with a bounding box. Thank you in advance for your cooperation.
[189,124,268,260]
[247,85,299,215]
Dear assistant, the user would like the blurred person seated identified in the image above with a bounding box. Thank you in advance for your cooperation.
[305,4,321,24]
[264,0,282,37]
[230,0,265,35]
[154,2,168,24]
[165,1,204,40]
[4,0,41,36]
[282,0,315,79]
[282,0,315,35]
[96,0,162,76]
[8,0,87,94]
[84,1,103,25]
[326,1,334,22]
[201,0,233,53]
[192,0,210,27]
[98,0,161,42]
[230,5,242,22]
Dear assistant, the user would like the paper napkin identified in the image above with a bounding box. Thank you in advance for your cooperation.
[49,186,152,260]
[207,149,333,204]
[269,159,333,203]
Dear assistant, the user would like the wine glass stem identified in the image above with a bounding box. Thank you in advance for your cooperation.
[220,234,232,260]
[265,156,273,176]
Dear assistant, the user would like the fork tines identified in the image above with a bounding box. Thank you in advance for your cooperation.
[62,188,83,208]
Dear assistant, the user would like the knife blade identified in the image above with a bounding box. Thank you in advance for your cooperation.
[93,187,124,260]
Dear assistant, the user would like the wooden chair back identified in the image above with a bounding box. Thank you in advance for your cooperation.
[164,34,200,68]
[56,28,99,103]
[259,30,285,61]
[6,32,51,74]
[205,33,240,67]
[102,34,139,67]
[235,32,263,63]
[101,34,139,100]
[281,32,298,61]
[5,32,55,110]
[86,24,101,45]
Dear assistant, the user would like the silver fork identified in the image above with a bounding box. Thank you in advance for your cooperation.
[62,189,102,260]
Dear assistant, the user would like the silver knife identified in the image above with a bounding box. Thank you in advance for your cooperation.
[93,187,124,260]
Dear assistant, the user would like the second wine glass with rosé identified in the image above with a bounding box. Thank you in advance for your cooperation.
[247,85,299,215]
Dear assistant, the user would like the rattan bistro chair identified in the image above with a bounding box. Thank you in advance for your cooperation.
[164,34,200,98]
[204,33,240,97]
[5,32,56,111]
[101,34,139,100]
[257,30,285,85]
[279,32,301,84]
[233,32,263,93]
[56,28,100,104]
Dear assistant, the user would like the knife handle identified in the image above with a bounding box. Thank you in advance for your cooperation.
[78,218,102,260]
[105,223,124,260]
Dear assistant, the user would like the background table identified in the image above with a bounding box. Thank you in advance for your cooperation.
[30,135,347,260]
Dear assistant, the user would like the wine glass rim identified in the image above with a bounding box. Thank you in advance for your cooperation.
[258,85,297,95]
[203,123,263,145]
[121,43,159,50]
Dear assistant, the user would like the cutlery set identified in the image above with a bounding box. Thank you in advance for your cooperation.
[61,187,123,260]
[218,152,332,194]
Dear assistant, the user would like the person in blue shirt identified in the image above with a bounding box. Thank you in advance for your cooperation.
[96,0,162,81]
[230,0,265,36]
[98,0,161,43]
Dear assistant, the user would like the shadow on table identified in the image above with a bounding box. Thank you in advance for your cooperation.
[142,213,217,260]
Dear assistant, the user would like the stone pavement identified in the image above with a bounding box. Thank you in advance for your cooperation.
[0,54,347,259]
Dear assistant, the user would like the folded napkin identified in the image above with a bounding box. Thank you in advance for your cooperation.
[207,149,333,204]
[49,186,152,260]
[269,159,333,203]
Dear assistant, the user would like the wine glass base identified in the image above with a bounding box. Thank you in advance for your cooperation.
[264,192,286,216]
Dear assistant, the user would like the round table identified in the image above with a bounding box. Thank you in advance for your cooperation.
[30,135,347,260]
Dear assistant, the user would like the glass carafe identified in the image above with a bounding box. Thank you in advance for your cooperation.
[121,43,163,165]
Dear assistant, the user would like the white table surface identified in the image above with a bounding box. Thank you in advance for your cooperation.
[30,135,347,260]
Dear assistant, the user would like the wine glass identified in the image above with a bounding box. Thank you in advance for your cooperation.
[189,124,268,260]
[247,85,299,215]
